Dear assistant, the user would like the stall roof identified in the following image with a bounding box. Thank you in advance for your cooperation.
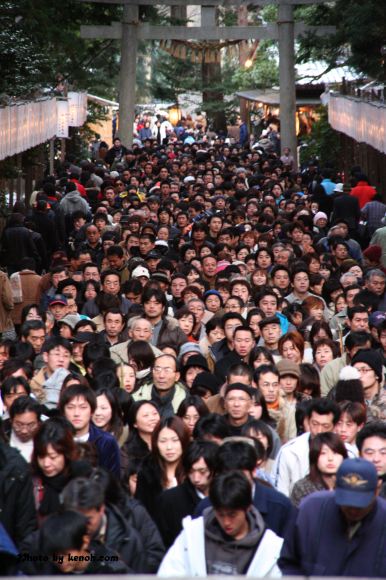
[235,88,321,106]
[88,94,119,107]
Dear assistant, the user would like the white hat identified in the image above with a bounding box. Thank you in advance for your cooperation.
[184,176,195,184]
[132,266,150,279]
[334,183,344,193]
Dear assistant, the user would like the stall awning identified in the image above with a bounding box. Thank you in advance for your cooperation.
[235,88,321,107]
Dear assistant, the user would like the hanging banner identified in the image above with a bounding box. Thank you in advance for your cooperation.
[329,94,386,155]
[0,94,88,161]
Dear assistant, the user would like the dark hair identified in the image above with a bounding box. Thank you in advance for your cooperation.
[193,413,230,441]
[347,305,368,321]
[42,336,72,354]
[182,439,218,474]
[38,511,88,554]
[127,400,160,431]
[127,340,155,371]
[177,395,209,421]
[242,419,274,458]
[83,341,111,370]
[214,440,257,474]
[0,376,30,398]
[9,395,41,421]
[298,363,321,398]
[205,316,223,335]
[251,347,275,366]
[309,432,348,485]
[338,401,366,426]
[100,269,120,285]
[356,421,386,453]
[0,358,33,381]
[94,388,124,441]
[312,338,339,361]
[20,303,43,325]
[81,280,101,302]
[9,341,35,362]
[306,398,341,423]
[31,417,79,476]
[20,320,45,338]
[345,331,372,351]
[61,477,105,511]
[309,320,333,344]
[59,384,97,414]
[221,312,244,329]
[209,471,252,511]
[226,362,253,383]
[141,286,167,309]
[254,364,279,384]
[152,416,190,486]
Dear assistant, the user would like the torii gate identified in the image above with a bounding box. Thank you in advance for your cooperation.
[80,0,335,167]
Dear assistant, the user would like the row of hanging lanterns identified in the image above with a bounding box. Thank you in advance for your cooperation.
[0,92,88,161]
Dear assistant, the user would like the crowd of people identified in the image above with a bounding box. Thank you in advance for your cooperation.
[0,124,386,576]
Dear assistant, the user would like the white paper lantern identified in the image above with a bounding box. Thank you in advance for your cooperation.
[56,99,69,138]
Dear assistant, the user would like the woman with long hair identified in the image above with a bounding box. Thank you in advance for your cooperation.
[135,416,190,525]
[31,417,83,522]
[176,395,209,438]
[120,400,161,476]
[290,432,348,507]
[92,387,127,446]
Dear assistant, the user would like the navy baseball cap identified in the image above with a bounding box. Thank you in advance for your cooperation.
[335,458,378,508]
[49,294,68,307]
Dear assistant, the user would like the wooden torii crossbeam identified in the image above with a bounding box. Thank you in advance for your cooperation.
[80,0,335,164]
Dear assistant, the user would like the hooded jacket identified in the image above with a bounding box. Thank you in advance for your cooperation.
[158,508,283,577]
[59,191,90,216]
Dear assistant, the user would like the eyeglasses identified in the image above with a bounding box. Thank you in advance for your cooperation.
[153,366,175,374]
[355,367,374,374]
[13,421,38,431]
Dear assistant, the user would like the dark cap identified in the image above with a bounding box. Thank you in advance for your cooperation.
[49,294,68,307]
[335,458,378,508]
[71,331,96,344]
[224,383,253,398]
[183,354,209,372]
[191,372,221,395]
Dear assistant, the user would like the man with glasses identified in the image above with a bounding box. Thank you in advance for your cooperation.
[9,396,40,462]
[133,354,186,418]
[352,349,386,420]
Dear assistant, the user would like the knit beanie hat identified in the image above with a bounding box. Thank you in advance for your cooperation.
[334,366,365,404]
[363,245,382,263]
[313,211,328,225]
[351,349,383,382]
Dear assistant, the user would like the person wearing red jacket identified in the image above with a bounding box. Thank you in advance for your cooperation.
[350,174,376,209]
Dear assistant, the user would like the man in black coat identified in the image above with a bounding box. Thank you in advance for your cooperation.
[61,477,146,572]
[157,440,218,548]
[0,439,37,547]
[331,183,361,237]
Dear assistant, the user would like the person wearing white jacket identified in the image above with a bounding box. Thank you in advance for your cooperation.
[158,471,283,578]
[272,399,342,496]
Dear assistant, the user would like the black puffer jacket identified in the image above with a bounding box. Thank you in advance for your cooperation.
[120,497,165,572]
[105,504,145,571]
[0,442,37,546]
